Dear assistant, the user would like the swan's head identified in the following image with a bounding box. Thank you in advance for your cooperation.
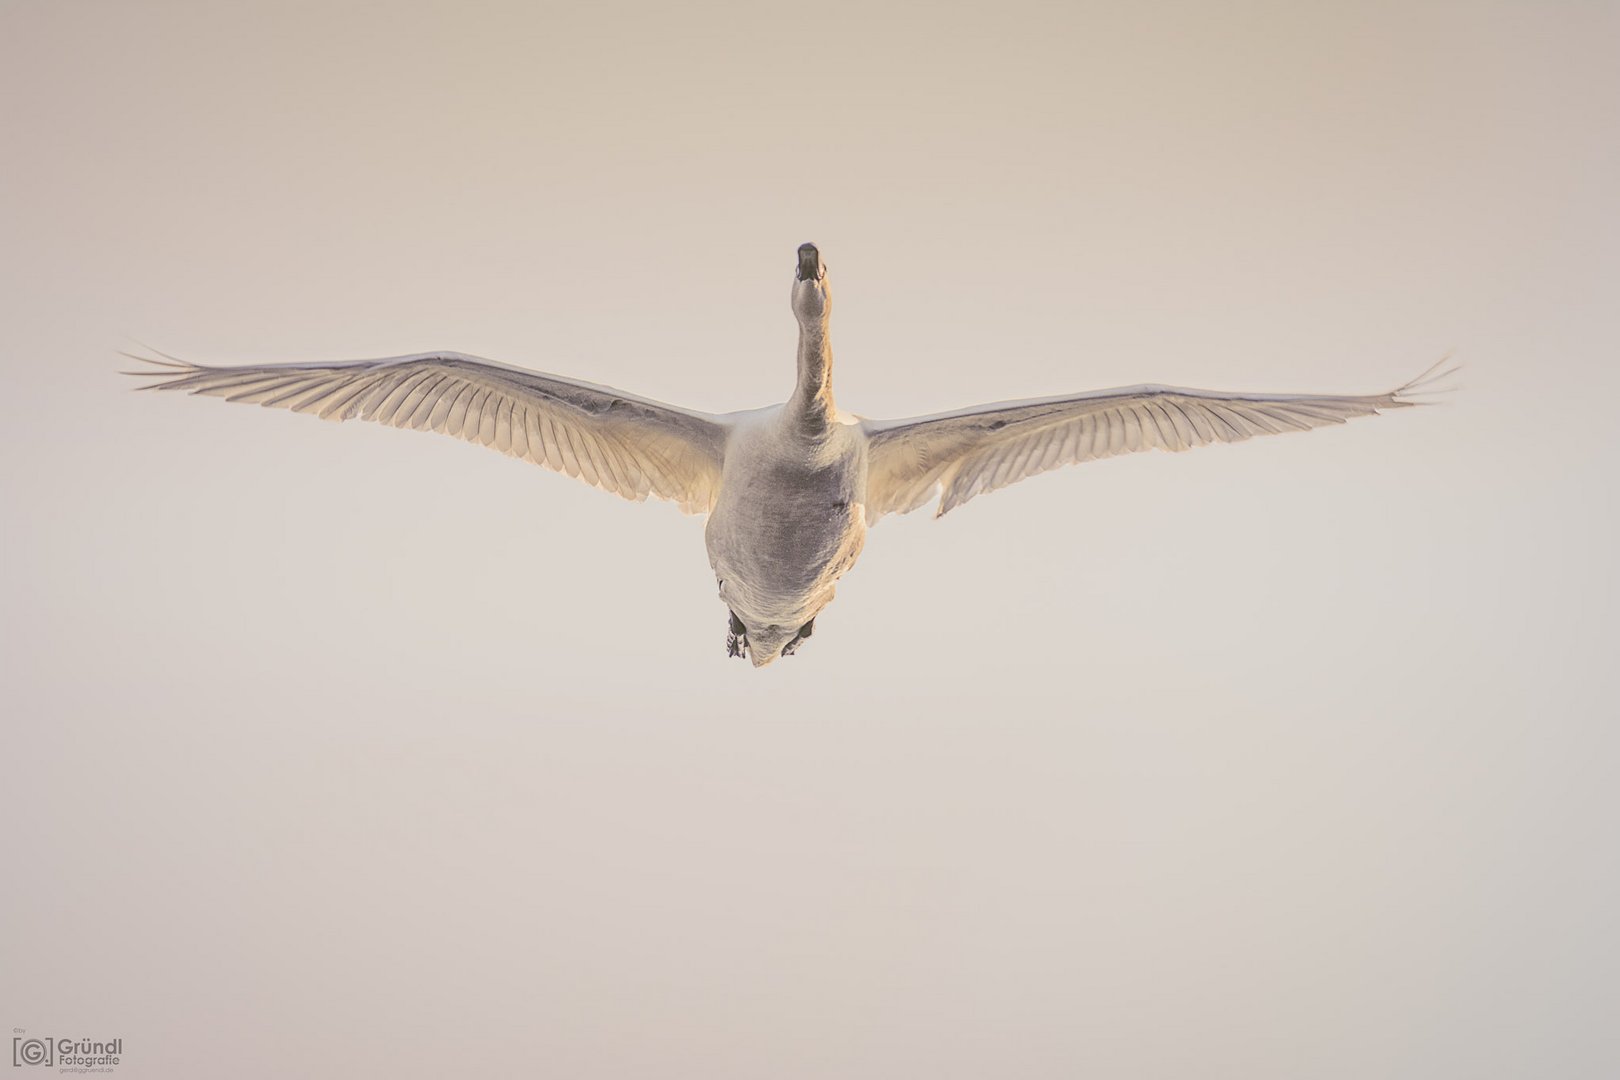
[790,242,830,325]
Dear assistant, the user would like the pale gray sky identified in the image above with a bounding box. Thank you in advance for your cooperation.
[2,1,1617,1077]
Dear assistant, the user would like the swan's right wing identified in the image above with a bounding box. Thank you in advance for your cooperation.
[863,364,1451,521]
[130,351,728,514]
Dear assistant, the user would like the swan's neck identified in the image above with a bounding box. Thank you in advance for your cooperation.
[791,320,834,426]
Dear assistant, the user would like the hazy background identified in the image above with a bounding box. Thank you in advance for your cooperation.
[2,1,1616,1076]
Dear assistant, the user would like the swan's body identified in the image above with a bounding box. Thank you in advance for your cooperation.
[708,406,867,662]
[133,243,1446,667]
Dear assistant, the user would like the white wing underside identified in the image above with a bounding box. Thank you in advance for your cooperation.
[129,351,728,514]
[862,362,1452,521]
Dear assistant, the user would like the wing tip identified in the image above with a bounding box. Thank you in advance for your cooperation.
[1393,353,1462,402]
[120,350,207,390]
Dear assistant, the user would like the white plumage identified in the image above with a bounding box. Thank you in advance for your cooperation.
[132,242,1448,666]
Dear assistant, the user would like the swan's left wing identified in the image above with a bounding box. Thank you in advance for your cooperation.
[129,351,728,514]
[862,365,1449,521]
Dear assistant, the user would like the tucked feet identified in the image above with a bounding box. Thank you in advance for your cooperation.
[781,618,815,657]
[726,611,748,660]
[726,613,816,661]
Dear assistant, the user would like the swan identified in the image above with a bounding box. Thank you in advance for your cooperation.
[131,242,1449,667]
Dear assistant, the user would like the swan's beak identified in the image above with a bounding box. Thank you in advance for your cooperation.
[796,243,823,282]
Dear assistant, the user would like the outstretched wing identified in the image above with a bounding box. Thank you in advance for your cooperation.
[862,362,1452,521]
[130,351,728,514]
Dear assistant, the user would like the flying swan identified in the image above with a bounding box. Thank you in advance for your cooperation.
[131,243,1449,666]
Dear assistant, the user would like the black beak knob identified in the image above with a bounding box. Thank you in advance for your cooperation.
[796,243,821,281]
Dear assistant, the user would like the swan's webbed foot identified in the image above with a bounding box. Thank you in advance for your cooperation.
[781,618,815,658]
[726,611,748,660]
